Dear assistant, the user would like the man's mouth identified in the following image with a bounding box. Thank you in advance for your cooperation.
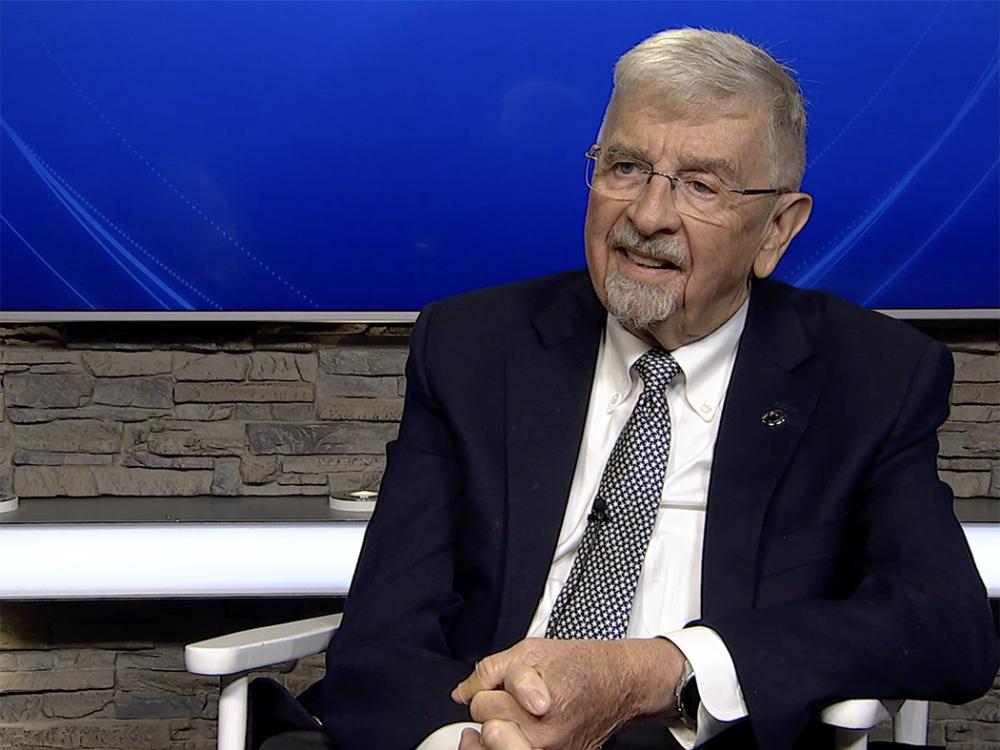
[619,248,681,271]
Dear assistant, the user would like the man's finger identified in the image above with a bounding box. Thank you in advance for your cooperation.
[502,664,551,716]
[458,727,482,750]
[452,650,515,704]
[468,689,538,725]
[478,719,534,750]
[451,667,486,705]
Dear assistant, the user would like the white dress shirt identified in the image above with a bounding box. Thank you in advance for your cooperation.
[418,301,751,750]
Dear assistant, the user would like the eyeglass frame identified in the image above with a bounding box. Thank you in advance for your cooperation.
[584,146,791,203]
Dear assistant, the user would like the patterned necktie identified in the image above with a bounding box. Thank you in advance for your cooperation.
[546,348,681,640]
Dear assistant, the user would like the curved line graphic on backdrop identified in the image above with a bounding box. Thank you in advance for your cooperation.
[862,158,999,307]
[792,49,999,289]
[2,119,192,310]
[12,6,320,309]
[0,214,97,310]
[3,123,222,310]
[807,2,946,170]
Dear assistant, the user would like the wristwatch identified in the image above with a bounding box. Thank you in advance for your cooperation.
[674,661,700,728]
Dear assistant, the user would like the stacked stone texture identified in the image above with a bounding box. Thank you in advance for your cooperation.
[1,598,331,750]
[0,320,997,749]
[0,324,407,502]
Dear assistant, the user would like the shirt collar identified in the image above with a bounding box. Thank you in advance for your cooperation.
[603,297,749,422]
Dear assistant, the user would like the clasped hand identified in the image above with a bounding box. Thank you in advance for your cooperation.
[451,637,683,750]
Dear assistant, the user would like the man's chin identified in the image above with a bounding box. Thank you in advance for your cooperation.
[604,277,680,333]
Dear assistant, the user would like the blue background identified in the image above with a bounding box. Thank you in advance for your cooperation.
[1,1,997,314]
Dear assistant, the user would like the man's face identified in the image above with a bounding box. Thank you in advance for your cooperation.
[584,96,796,348]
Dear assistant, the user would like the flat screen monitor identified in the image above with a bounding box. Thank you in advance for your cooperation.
[1,1,997,320]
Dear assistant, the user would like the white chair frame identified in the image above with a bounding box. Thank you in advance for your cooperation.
[185,614,928,750]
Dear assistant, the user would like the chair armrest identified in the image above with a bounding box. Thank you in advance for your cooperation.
[820,698,902,729]
[185,613,342,676]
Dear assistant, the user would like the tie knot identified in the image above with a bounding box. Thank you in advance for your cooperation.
[632,348,681,394]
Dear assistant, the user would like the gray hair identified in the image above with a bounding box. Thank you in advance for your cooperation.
[601,28,807,189]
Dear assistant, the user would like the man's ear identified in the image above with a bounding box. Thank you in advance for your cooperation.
[753,192,813,278]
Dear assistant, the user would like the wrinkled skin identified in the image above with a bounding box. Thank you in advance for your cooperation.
[452,637,684,750]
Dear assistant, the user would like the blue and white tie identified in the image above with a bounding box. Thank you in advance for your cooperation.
[546,348,681,640]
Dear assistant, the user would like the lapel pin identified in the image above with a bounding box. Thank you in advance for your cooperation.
[760,408,787,428]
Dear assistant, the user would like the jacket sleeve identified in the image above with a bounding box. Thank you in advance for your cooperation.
[705,340,999,750]
[307,303,476,749]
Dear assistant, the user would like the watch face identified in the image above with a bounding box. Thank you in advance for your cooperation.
[680,675,700,725]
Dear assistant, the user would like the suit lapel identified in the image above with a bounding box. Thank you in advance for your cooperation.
[493,275,605,649]
[702,280,823,619]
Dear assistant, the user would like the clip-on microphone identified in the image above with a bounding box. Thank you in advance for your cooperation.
[588,496,609,523]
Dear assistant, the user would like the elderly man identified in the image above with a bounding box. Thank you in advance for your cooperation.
[257,28,997,750]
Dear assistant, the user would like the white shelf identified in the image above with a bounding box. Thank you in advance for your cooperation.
[0,497,368,599]
[0,522,366,599]
[0,497,994,600]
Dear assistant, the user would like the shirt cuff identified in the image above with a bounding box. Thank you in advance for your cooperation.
[664,625,748,722]
[663,628,748,747]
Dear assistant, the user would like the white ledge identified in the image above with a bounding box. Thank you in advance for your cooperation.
[0,522,366,599]
[0,498,994,600]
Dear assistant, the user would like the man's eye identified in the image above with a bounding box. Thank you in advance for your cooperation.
[684,178,720,197]
[611,161,641,177]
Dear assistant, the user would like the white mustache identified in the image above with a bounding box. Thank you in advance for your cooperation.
[607,222,687,268]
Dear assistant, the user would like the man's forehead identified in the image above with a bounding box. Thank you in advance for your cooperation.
[601,105,767,177]
[604,91,764,135]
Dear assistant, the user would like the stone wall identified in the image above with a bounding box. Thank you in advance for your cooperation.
[0,322,409,501]
[0,599,334,750]
[0,319,997,749]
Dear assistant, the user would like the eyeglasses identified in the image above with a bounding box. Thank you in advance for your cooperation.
[584,146,789,224]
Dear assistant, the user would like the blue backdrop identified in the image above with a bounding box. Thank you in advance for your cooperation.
[1,1,997,315]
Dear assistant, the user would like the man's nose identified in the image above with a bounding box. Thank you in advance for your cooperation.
[625,175,684,236]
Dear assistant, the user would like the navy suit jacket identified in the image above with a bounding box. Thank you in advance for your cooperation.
[292,271,996,750]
